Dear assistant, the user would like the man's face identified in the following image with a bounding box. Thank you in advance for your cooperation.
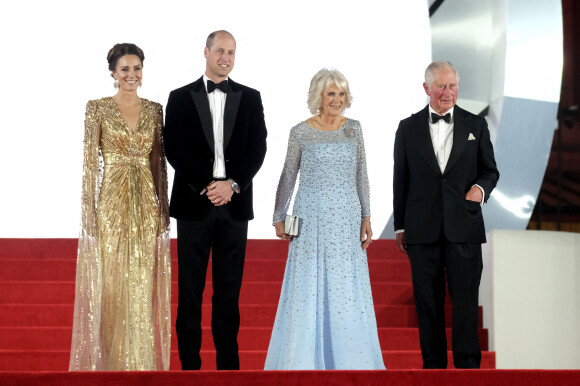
[204,33,236,82]
[423,69,458,115]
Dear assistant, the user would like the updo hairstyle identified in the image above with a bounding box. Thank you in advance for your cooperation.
[107,43,145,78]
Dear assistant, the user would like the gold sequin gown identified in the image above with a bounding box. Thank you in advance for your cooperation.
[69,97,171,371]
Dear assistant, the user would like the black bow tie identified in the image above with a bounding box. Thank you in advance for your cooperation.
[431,112,451,124]
[207,79,229,93]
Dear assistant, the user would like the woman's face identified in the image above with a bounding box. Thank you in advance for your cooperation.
[320,83,345,116]
[112,54,142,92]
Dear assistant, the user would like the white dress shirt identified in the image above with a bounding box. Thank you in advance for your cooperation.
[429,105,455,174]
[395,105,484,235]
[203,75,227,179]
[429,105,484,202]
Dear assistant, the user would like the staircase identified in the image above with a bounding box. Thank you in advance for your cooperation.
[0,238,494,370]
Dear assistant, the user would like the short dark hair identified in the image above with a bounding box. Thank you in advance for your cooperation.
[205,30,235,49]
[107,43,145,75]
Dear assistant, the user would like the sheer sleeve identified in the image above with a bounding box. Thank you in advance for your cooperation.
[149,103,170,234]
[355,121,371,217]
[150,102,172,370]
[272,126,301,224]
[69,100,104,371]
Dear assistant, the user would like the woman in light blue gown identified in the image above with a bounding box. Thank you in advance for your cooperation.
[264,69,385,370]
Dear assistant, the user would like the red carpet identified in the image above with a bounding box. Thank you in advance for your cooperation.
[0,238,493,371]
[2,370,580,386]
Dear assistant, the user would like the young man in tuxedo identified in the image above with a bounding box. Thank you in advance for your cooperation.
[393,61,499,369]
[164,30,267,370]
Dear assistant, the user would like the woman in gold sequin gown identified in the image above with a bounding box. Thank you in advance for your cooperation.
[69,43,171,371]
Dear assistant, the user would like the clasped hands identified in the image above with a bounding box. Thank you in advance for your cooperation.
[205,180,234,206]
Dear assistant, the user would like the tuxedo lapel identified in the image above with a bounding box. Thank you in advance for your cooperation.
[223,79,242,149]
[412,106,441,175]
[189,77,214,153]
[444,106,469,175]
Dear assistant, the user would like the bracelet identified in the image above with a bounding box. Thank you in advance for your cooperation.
[362,219,371,223]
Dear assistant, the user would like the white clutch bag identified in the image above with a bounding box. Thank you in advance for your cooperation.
[284,215,300,236]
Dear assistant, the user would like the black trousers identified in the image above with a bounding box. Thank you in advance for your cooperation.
[407,233,483,369]
[175,206,248,370]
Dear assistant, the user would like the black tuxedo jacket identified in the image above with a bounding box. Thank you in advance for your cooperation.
[393,105,499,244]
[163,77,267,221]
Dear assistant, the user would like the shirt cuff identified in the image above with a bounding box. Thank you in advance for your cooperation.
[395,229,405,234]
[473,184,485,206]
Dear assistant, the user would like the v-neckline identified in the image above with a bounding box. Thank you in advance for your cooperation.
[111,97,143,134]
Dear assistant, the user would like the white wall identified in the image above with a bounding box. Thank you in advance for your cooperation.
[481,230,580,369]
[0,0,431,238]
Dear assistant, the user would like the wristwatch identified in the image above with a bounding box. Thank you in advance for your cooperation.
[227,178,240,194]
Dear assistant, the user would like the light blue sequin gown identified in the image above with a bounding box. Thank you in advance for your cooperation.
[264,119,385,370]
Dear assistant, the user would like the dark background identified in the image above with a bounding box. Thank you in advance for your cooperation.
[528,0,580,232]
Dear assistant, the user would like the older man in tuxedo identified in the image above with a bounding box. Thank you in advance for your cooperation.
[393,61,499,369]
[164,30,267,370]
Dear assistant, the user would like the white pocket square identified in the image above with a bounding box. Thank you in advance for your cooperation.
[468,133,476,140]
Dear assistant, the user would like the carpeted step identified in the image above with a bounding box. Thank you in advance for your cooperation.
[0,258,411,283]
[0,239,79,259]
[0,304,484,328]
[0,281,416,306]
[0,239,406,261]
[0,350,496,371]
[0,326,489,351]
[8,369,580,386]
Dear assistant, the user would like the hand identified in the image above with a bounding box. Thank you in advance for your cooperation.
[361,217,373,250]
[396,232,407,254]
[274,221,293,240]
[465,186,483,203]
[206,181,234,206]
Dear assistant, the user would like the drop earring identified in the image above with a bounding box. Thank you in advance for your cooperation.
[114,79,119,89]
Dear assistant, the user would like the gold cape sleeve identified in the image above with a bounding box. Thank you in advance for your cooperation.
[151,102,172,370]
[69,99,104,371]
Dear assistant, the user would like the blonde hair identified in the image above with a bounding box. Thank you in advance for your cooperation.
[307,68,352,114]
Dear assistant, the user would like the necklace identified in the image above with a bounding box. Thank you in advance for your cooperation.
[317,115,343,131]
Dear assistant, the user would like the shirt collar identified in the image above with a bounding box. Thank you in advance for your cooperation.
[203,74,229,93]
[428,105,455,124]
